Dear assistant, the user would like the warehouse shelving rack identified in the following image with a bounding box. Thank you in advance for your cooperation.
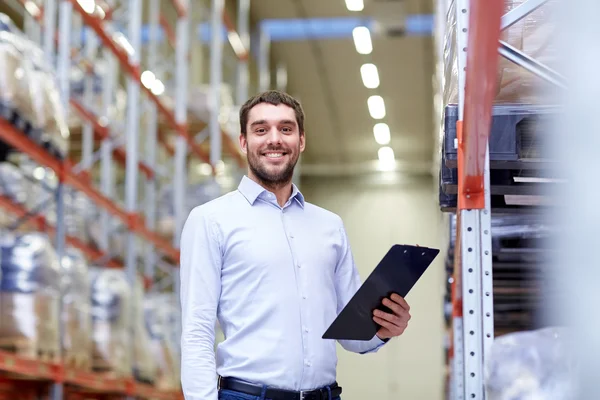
[0,0,253,399]
[439,0,563,399]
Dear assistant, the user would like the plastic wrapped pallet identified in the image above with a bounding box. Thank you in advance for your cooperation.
[61,248,92,370]
[132,274,158,383]
[485,327,575,400]
[442,0,557,107]
[0,19,69,158]
[0,232,61,361]
[144,293,180,390]
[90,267,132,377]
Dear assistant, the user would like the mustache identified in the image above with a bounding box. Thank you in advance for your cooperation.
[259,146,290,152]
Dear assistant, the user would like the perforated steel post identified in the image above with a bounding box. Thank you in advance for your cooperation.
[454,0,496,398]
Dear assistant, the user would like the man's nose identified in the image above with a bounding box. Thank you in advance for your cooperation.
[266,128,283,144]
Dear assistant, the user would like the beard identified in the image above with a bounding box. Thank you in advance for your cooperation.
[247,145,299,188]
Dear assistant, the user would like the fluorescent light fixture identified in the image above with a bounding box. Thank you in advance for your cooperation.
[367,95,386,119]
[373,123,391,145]
[352,26,372,54]
[378,146,396,170]
[78,0,96,14]
[360,63,380,89]
[151,79,165,96]
[345,0,364,11]
[140,70,155,89]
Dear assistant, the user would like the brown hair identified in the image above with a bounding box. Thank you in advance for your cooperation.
[239,90,305,137]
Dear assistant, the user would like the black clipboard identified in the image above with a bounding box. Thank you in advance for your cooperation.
[322,244,440,341]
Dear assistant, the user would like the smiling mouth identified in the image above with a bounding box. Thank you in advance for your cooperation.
[262,152,287,159]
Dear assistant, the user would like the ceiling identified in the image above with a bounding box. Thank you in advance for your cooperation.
[249,0,437,174]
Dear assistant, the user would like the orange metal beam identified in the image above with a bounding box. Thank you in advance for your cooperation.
[159,14,177,48]
[0,194,123,269]
[0,118,180,264]
[457,0,504,210]
[222,11,249,61]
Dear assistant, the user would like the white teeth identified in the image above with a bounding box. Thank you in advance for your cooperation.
[265,153,283,158]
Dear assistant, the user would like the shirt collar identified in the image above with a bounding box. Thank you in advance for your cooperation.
[238,175,305,208]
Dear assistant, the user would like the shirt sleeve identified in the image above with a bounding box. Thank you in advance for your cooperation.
[179,207,223,400]
[334,218,388,354]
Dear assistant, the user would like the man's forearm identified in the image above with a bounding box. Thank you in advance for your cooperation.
[181,333,218,399]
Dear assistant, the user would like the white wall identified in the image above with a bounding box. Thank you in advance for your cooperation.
[301,175,447,400]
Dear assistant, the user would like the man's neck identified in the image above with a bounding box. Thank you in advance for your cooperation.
[248,173,293,207]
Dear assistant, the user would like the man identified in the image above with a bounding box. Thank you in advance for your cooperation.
[180,90,412,400]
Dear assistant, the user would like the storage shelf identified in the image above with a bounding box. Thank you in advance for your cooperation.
[0,349,181,399]
[0,118,179,265]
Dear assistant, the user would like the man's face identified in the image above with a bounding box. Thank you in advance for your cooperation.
[239,103,305,187]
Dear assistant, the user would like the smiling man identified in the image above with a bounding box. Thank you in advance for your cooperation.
[179,90,412,400]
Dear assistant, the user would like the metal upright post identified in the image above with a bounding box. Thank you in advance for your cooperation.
[82,30,98,168]
[453,0,502,398]
[144,0,160,288]
[173,0,191,361]
[54,1,72,399]
[125,2,142,398]
[210,0,224,166]
[236,0,250,105]
[258,27,270,92]
[100,52,116,252]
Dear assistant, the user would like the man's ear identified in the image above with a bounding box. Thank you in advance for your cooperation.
[300,131,306,153]
[239,133,248,154]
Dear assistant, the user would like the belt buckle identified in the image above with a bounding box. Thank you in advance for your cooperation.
[299,390,320,400]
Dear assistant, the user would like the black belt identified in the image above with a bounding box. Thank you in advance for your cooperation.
[218,376,342,400]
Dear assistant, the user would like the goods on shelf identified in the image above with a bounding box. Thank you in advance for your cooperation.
[133,273,159,383]
[0,16,69,159]
[144,293,180,390]
[89,267,133,377]
[442,0,557,107]
[484,327,573,400]
[0,232,61,361]
[62,248,92,370]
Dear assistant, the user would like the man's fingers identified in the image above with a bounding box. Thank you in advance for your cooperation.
[391,293,410,311]
[374,316,396,332]
[374,309,399,324]
[382,298,404,316]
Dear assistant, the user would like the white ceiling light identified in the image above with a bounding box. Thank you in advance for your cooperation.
[378,146,396,170]
[345,0,364,11]
[352,26,372,54]
[373,123,391,145]
[367,95,386,119]
[360,63,380,89]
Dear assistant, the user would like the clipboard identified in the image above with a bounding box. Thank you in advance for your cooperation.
[322,244,440,341]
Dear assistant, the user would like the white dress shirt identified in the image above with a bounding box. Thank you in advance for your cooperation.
[179,176,387,400]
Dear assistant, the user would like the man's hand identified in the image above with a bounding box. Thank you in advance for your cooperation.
[373,293,411,340]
